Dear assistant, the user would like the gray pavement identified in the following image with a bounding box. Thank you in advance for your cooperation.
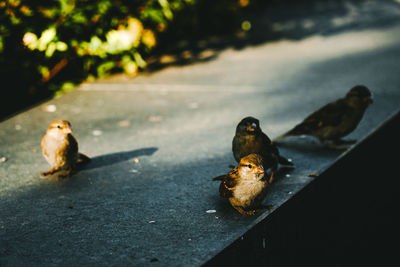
[2,1,400,266]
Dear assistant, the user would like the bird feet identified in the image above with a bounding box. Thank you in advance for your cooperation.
[322,141,350,150]
[260,204,274,210]
[235,205,273,215]
[58,169,72,179]
[333,138,357,145]
[41,168,72,178]
[235,206,256,215]
[268,171,275,184]
[322,138,357,149]
[41,168,56,177]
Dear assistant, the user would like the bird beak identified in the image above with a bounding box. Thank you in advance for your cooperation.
[247,123,257,132]
[256,165,264,174]
[64,128,73,134]
[364,97,373,104]
[247,126,254,132]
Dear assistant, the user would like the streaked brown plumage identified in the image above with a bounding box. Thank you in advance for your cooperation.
[273,85,373,149]
[213,154,269,215]
[232,116,292,184]
[41,120,89,178]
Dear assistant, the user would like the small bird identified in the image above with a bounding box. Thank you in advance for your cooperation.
[41,120,90,178]
[232,116,292,184]
[273,85,373,149]
[213,154,269,215]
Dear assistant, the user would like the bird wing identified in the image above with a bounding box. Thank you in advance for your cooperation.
[260,131,272,144]
[290,98,352,134]
[41,135,49,158]
[65,134,79,164]
[212,175,226,181]
[258,132,285,168]
[218,169,238,198]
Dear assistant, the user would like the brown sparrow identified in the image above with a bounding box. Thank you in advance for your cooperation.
[232,116,292,184]
[41,120,89,178]
[213,154,269,215]
[273,85,373,149]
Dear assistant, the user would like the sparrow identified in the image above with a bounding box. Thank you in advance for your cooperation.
[232,116,293,184]
[213,154,269,215]
[273,85,373,149]
[41,120,90,178]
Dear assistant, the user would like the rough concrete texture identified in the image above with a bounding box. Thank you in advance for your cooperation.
[1,1,400,266]
[206,110,400,266]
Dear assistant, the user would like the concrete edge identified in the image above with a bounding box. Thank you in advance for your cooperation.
[203,108,400,266]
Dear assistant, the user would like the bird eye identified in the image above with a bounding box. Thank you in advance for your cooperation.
[57,125,61,129]
[247,164,252,169]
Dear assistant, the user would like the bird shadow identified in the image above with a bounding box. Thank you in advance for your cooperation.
[275,166,296,181]
[81,147,158,171]
[274,138,345,157]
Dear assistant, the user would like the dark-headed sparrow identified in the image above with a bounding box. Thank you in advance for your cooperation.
[232,116,292,184]
[213,154,269,215]
[41,120,90,178]
[273,85,373,149]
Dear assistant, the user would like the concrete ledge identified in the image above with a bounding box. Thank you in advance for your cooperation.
[205,110,400,266]
[1,6,400,264]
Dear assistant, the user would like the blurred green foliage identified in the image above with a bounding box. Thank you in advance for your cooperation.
[0,0,263,118]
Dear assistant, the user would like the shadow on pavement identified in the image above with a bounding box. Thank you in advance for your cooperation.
[147,0,400,71]
[83,147,158,171]
[0,126,357,265]
[274,137,346,155]
[206,109,400,267]
[0,152,267,265]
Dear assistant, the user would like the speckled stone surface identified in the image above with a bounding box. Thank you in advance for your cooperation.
[1,1,400,265]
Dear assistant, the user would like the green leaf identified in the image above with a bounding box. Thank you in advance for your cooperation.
[38,27,56,51]
[56,41,68,51]
[123,61,137,75]
[55,82,76,96]
[158,0,174,20]
[59,0,75,14]
[45,42,56,57]
[71,11,87,24]
[132,52,146,68]
[98,0,112,14]
[89,36,103,53]
[97,61,115,77]
[105,30,134,54]
[38,65,50,77]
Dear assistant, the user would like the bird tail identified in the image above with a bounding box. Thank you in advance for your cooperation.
[273,124,306,143]
[212,175,225,181]
[271,143,293,166]
[272,132,291,143]
[77,153,91,165]
[278,155,293,166]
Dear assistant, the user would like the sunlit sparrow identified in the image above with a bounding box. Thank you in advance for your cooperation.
[232,116,293,184]
[213,154,269,215]
[273,85,373,149]
[41,120,89,178]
